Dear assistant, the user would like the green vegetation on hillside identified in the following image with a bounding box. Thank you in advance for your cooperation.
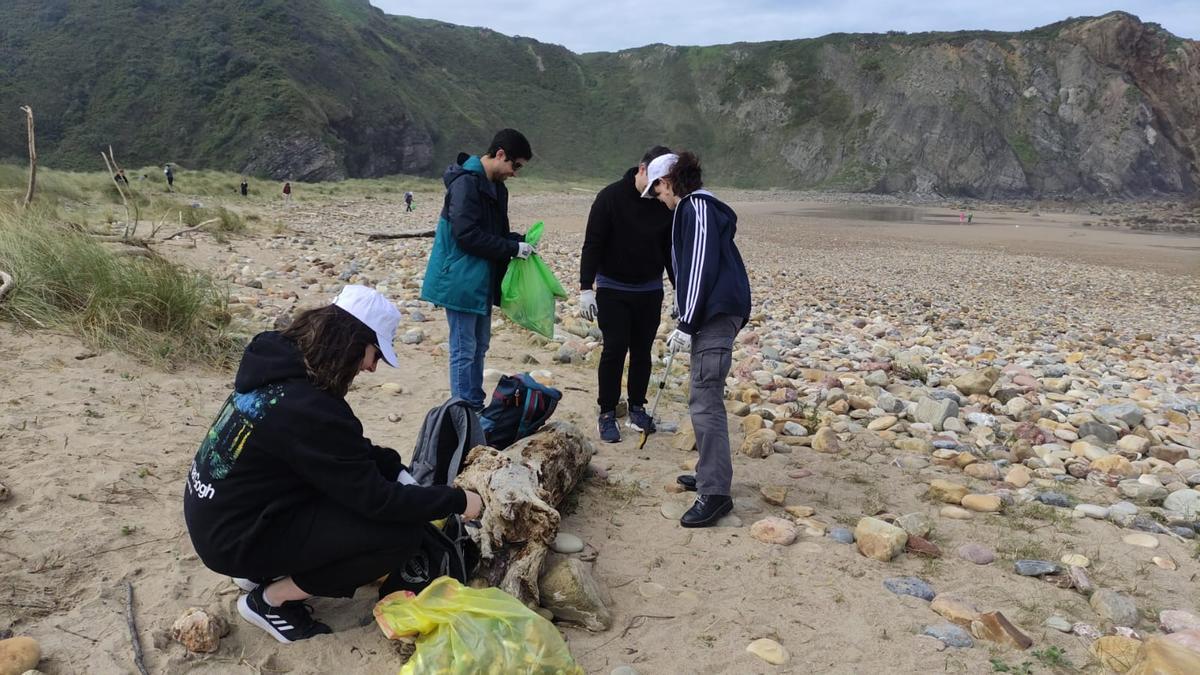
[0,3,1194,196]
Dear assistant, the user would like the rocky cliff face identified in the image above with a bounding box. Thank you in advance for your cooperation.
[603,12,1197,198]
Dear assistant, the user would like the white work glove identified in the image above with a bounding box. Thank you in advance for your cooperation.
[666,329,691,353]
[516,242,535,259]
[670,296,679,320]
[579,290,598,321]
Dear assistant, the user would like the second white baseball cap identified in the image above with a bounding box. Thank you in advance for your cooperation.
[640,153,679,198]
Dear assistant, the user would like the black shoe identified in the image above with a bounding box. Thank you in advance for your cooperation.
[598,411,621,443]
[676,474,697,492]
[237,585,332,643]
[626,405,656,433]
[680,495,733,528]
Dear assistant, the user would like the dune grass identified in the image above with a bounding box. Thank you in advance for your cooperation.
[0,202,238,368]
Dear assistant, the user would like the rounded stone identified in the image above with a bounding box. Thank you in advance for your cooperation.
[660,501,688,520]
[957,543,995,565]
[960,494,1002,512]
[746,637,790,665]
[922,623,973,648]
[750,517,798,546]
[1061,553,1090,568]
[1014,560,1061,576]
[1123,532,1160,548]
[940,505,974,520]
[552,533,585,554]
[1075,504,1109,519]
[1045,616,1073,633]
[884,576,935,601]
[828,527,855,544]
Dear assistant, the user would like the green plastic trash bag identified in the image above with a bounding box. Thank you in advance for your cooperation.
[501,221,567,338]
[374,576,584,675]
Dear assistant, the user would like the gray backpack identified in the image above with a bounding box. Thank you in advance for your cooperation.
[410,398,487,486]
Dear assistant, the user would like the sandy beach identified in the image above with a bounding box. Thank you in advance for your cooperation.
[1,187,1198,674]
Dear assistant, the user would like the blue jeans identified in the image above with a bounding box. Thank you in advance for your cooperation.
[445,308,491,409]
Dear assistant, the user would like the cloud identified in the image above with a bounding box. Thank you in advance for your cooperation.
[369,0,1198,52]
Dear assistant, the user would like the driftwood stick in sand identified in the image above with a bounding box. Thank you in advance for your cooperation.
[124,581,150,675]
[19,106,36,207]
[101,151,136,239]
[161,218,219,241]
[0,271,13,305]
[360,229,436,241]
[108,247,156,259]
[453,422,594,606]
[91,235,151,247]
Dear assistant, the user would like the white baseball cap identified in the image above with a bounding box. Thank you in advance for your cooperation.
[640,153,679,198]
[332,285,401,367]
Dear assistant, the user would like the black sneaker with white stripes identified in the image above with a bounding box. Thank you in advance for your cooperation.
[237,585,332,643]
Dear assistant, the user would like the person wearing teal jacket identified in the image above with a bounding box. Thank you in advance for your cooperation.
[421,129,534,410]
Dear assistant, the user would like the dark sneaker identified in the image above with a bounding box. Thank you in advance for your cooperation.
[676,474,697,492]
[626,405,656,433]
[598,411,621,443]
[680,495,733,528]
[237,585,332,643]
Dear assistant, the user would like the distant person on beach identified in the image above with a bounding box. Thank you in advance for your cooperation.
[420,128,534,410]
[183,285,484,643]
[404,191,414,212]
[647,151,751,528]
[282,181,292,203]
[240,178,249,197]
[959,211,966,224]
[579,145,675,443]
[164,164,175,191]
[968,212,974,224]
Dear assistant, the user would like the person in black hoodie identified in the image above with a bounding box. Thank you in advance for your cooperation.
[580,145,675,443]
[184,285,483,643]
[647,152,752,528]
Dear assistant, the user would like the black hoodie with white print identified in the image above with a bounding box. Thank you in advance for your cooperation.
[183,332,466,568]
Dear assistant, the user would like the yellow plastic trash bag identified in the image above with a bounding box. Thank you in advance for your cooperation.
[501,221,567,338]
[374,576,584,675]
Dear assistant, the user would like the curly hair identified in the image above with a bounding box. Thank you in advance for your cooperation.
[280,305,376,397]
[664,151,703,197]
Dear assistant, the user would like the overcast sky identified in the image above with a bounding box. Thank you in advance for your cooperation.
[369,1,1197,52]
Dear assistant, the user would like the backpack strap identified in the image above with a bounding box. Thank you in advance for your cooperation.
[444,398,487,483]
[411,403,449,486]
[444,404,470,483]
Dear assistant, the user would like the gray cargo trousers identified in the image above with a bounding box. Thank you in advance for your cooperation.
[690,313,742,496]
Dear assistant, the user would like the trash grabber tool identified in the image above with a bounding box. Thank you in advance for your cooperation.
[638,345,678,449]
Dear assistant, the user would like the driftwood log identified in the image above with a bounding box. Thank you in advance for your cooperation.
[361,229,435,241]
[453,421,595,606]
[0,270,12,305]
[19,106,36,207]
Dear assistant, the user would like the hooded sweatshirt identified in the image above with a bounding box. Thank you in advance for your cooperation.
[420,153,523,315]
[671,190,752,335]
[183,332,466,567]
[580,167,675,291]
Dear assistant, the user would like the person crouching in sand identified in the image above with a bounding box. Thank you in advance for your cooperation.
[183,285,483,642]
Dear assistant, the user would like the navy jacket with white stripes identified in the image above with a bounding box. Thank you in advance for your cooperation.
[670,190,751,335]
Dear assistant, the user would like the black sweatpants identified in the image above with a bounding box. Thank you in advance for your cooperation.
[225,500,426,599]
[596,287,663,412]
